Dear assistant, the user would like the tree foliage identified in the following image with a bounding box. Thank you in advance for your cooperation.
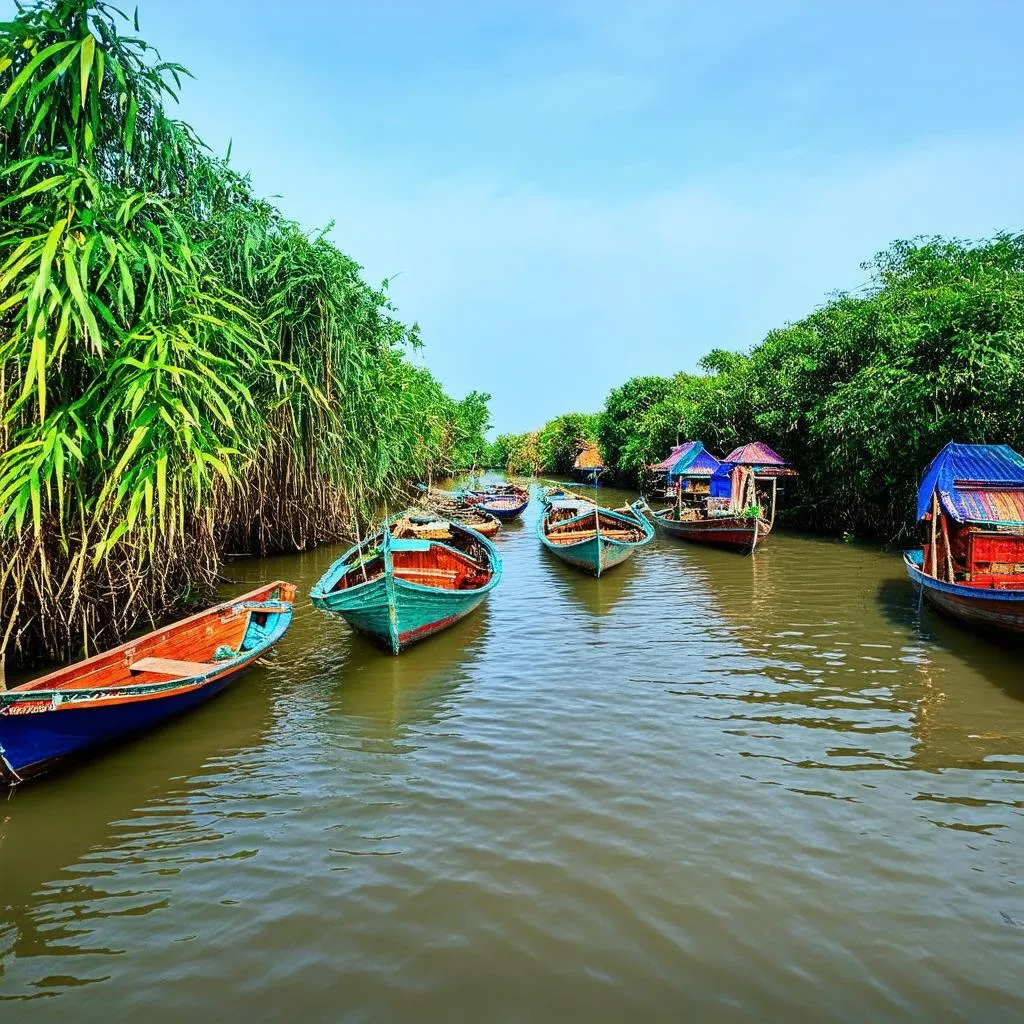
[537,412,599,475]
[540,234,1024,540]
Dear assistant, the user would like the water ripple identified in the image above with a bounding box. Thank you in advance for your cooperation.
[1,489,1023,1020]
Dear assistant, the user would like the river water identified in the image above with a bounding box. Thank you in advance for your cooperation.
[1,482,1023,1021]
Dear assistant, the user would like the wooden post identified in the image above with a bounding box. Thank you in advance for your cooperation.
[939,512,954,583]
[929,491,939,579]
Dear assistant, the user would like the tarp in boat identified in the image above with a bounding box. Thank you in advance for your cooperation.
[722,441,797,476]
[653,441,723,479]
[916,442,1024,524]
[710,463,734,498]
[709,464,756,507]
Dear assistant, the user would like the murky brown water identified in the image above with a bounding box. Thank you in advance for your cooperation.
[2,481,1023,1021]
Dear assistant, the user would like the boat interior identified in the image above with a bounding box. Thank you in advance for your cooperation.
[544,503,646,545]
[10,584,291,696]
[923,521,1024,590]
[335,518,493,593]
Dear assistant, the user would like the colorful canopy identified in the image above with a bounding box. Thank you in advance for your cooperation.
[722,441,797,476]
[917,442,1024,524]
[651,441,722,478]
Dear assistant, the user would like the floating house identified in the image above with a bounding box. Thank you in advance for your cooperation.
[717,441,799,509]
[904,442,1024,633]
[649,441,722,499]
[722,441,799,477]
[573,444,607,485]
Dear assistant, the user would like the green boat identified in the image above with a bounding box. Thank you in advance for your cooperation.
[538,495,653,577]
[310,511,502,654]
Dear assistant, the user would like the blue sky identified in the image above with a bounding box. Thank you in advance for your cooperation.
[132,0,1023,433]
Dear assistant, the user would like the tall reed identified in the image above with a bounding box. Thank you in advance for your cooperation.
[0,0,490,671]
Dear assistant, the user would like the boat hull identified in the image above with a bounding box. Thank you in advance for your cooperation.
[0,583,294,785]
[476,497,529,520]
[312,574,491,653]
[310,518,501,655]
[541,533,639,577]
[0,668,245,783]
[539,500,653,577]
[656,513,769,554]
[904,550,1024,634]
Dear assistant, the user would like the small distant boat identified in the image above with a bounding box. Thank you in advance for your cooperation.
[414,485,501,538]
[466,484,529,521]
[905,442,1024,634]
[539,495,653,576]
[572,444,607,486]
[0,582,296,786]
[310,511,501,654]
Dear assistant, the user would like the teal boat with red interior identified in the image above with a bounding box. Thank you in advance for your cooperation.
[310,511,502,654]
[538,494,653,577]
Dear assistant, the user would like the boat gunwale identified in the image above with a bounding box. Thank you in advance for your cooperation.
[538,500,654,553]
[3,585,296,704]
[903,548,1024,601]
[0,588,294,711]
[310,517,503,603]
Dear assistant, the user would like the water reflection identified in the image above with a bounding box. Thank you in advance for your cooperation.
[668,531,1024,779]
[3,482,1024,1020]
[332,611,485,742]
[0,675,275,999]
[537,546,639,618]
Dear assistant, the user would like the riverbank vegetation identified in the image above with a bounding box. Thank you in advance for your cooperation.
[0,0,489,670]
[496,234,1024,541]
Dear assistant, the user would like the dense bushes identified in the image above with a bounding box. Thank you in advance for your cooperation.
[497,234,1024,542]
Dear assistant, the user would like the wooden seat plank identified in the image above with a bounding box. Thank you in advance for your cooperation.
[130,656,218,677]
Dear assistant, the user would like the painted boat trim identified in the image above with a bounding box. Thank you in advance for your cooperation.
[904,548,1024,634]
[652,507,769,554]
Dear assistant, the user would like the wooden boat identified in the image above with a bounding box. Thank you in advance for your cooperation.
[0,582,296,786]
[904,550,1024,632]
[652,506,769,554]
[649,462,774,555]
[310,511,501,654]
[414,486,501,538]
[905,442,1024,634]
[539,496,653,576]
[466,484,529,521]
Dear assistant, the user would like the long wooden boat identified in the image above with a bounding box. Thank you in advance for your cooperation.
[904,442,1024,635]
[414,486,501,538]
[904,550,1024,633]
[0,582,296,786]
[310,511,501,654]
[652,506,770,554]
[539,497,653,576]
[465,484,530,521]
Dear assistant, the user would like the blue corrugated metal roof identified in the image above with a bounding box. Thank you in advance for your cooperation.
[916,442,1024,523]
